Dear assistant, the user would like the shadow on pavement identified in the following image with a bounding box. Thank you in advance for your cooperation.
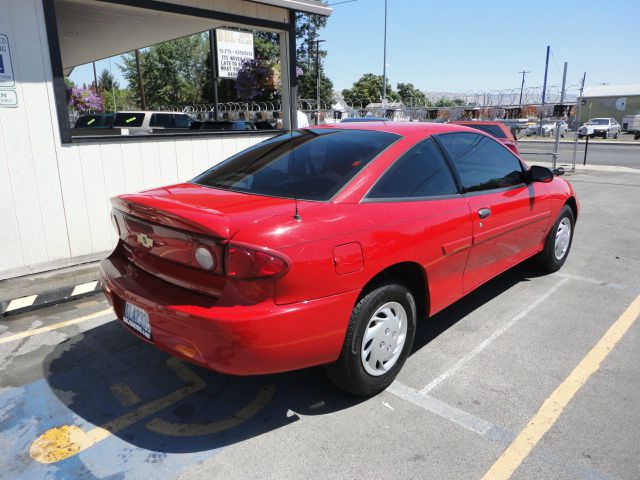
[40,261,547,457]
[411,262,547,353]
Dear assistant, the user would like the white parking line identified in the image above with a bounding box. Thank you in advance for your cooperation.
[388,381,494,436]
[418,277,570,396]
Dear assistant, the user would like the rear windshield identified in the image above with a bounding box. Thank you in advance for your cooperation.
[192,129,400,201]
[114,113,145,127]
[457,123,507,138]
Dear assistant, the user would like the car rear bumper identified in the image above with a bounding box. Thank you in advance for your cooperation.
[100,250,359,376]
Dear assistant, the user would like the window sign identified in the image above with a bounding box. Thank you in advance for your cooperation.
[0,89,18,108]
[0,34,15,87]
[216,29,254,79]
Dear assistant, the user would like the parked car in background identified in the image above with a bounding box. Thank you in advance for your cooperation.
[101,122,578,396]
[622,114,640,133]
[451,121,519,154]
[73,113,116,129]
[191,120,258,131]
[112,111,192,135]
[340,117,389,123]
[526,120,568,138]
[578,118,621,139]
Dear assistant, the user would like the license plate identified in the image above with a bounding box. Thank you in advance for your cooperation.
[123,302,152,339]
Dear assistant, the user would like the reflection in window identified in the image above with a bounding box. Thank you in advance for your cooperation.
[368,138,458,199]
[438,133,524,192]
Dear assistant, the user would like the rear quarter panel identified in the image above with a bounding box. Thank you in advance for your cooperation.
[231,199,472,314]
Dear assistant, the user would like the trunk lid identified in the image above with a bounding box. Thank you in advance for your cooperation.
[113,182,296,240]
[111,183,295,297]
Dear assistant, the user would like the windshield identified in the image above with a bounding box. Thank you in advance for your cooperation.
[588,119,609,125]
[192,129,400,201]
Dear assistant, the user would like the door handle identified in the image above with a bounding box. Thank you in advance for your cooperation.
[478,208,491,219]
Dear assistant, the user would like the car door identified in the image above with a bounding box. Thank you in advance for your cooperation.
[364,137,472,313]
[435,132,552,293]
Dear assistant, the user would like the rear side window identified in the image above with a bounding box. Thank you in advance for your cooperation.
[457,123,507,138]
[150,113,174,128]
[74,114,113,128]
[114,113,145,127]
[174,114,191,128]
[192,129,399,201]
[367,138,458,199]
[437,132,524,192]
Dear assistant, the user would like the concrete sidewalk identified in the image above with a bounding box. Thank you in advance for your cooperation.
[518,137,638,146]
[0,261,101,317]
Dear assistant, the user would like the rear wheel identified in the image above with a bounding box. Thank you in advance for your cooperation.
[535,205,575,272]
[325,281,417,396]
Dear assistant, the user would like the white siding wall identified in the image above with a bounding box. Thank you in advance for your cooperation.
[0,0,277,280]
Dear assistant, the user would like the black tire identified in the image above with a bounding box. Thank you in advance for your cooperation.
[325,281,417,396]
[578,134,583,139]
[603,130,609,139]
[613,131,619,139]
[535,205,575,273]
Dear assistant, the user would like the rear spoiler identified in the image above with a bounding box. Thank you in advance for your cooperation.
[111,195,230,240]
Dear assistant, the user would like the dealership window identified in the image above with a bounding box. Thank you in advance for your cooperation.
[44,0,296,143]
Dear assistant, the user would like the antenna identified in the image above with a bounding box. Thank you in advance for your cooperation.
[291,131,301,221]
[285,23,301,221]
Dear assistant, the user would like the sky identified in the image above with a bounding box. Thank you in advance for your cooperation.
[70,0,640,95]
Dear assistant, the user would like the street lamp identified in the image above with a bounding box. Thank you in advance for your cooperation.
[382,0,387,105]
[315,39,326,125]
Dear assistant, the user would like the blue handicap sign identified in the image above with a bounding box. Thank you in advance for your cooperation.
[0,54,5,74]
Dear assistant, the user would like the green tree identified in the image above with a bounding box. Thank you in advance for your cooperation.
[120,33,208,108]
[435,97,466,107]
[98,69,119,91]
[341,74,400,105]
[297,68,333,106]
[397,82,429,107]
[254,31,280,61]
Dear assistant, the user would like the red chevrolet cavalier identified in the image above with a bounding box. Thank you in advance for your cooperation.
[101,122,578,396]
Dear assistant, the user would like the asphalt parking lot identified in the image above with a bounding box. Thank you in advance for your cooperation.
[1,168,639,480]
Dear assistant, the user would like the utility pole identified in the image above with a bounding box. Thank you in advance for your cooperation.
[552,62,568,169]
[537,45,550,135]
[572,72,587,172]
[135,49,147,110]
[518,69,530,106]
[382,0,388,105]
[315,39,326,125]
[208,30,219,121]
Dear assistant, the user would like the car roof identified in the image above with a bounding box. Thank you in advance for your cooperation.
[450,121,507,126]
[312,121,476,137]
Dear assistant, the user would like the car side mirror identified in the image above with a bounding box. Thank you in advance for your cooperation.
[528,165,554,183]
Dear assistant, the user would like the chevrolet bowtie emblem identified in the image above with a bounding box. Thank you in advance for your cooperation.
[136,233,154,249]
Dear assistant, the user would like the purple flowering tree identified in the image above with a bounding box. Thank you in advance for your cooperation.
[68,86,103,112]
[235,59,279,101]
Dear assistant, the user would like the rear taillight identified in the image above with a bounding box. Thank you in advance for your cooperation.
[225,245,289,279]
